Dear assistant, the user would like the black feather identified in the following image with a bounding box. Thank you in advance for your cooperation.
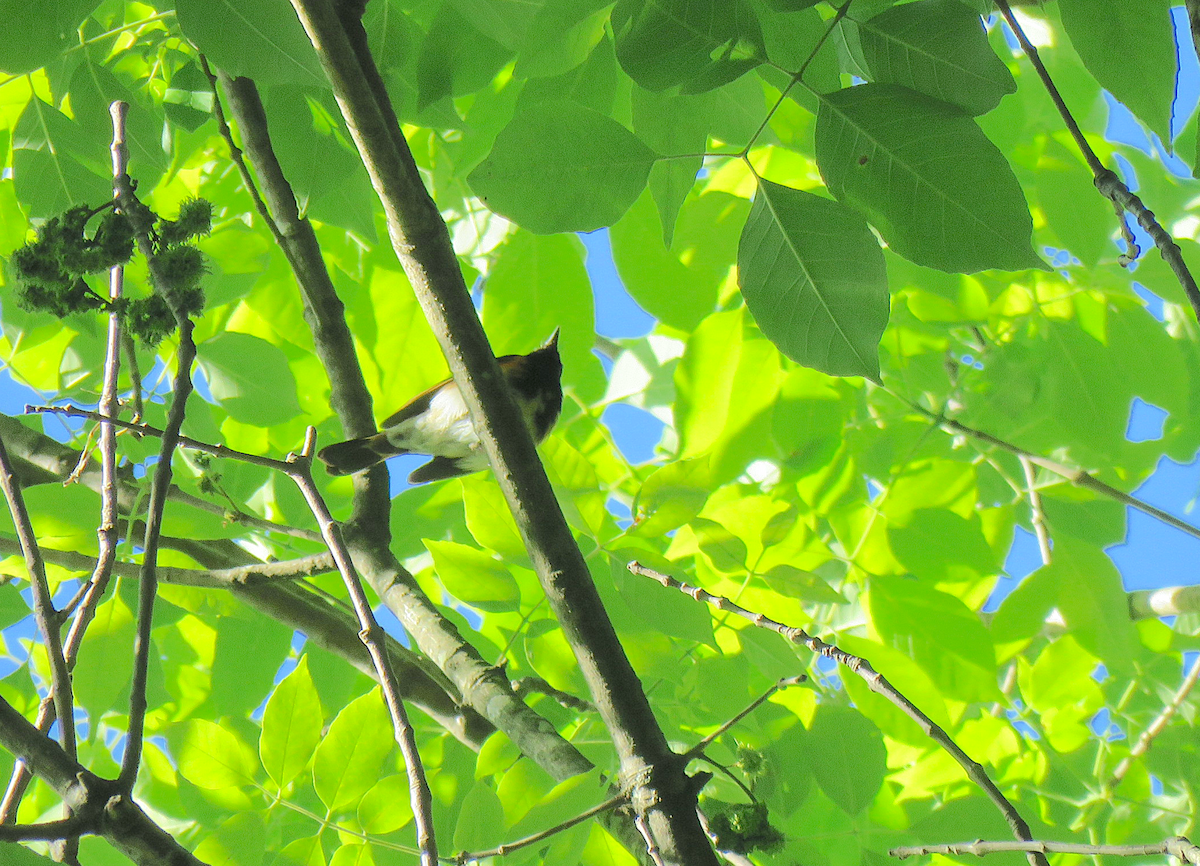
[317,434,404,476]
[408,456,474,484]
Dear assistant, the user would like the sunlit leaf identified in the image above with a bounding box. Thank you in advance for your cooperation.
[469,100,656,233]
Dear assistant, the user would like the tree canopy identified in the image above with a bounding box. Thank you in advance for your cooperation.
[0,1,1197,865]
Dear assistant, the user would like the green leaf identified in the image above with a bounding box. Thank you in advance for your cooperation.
[691,516,749,572]
[68,63,166,187]
[738,179,888,379]
[174,0,326,89]
[454,781,507,850]
[868,576,1000,702]
[815,83,1044,274]
[631,86,708,246]
[1044,537,1140,672]
[0,583,27,631]
[313,689,393,811]
[174,719,259,790]
[804,706,887,815]
[197,332,302,428]
[193,812,266,866]
[468,100,656,233]
[416,2,513,108]
[853,0,1016,116]
[610,189,749,331]
[609,552,717,645]
[275,837,325,866]
[359,775,415,834]
[259,87,376,237]
[516,0,610,79]
[887,508,998,581]
[211,613,293,717]
[463,474,527,560]
[73,593,135,717]
[425,539,521,612]
[632,455,712,536]
[1058,0,1175,143]
[0,0,101,75]
[328,844,374,866]
[260,655,323,791]
[612,0,765,93]
[517,31,620,116]
[12,98,111,220]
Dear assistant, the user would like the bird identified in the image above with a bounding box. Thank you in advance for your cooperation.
[317,329,563,484]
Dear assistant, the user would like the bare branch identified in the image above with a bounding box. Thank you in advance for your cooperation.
[685,676,806,759]
[0,692,205,865]
[1129,585,1200,619]
[0,437,76,758]
[287,1,711,860]
[907,401,1200,542]
[111,168,200,793]
[455,794,625,864]
[284,427,437,865]
[892,835,1200,863]
[29,404,323,543]
[1108,658,1200,789]
[629,562,1049,866]
[994,1,1200,323]
[1018,455,1051,565]
[207,43,592,783]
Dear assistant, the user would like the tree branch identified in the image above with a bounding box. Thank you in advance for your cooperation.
[285,428,437,865]
[0,438,76,758]
[629,562,1050,866]
[111,164,200,792]
[208,57,593,782]
[0,416,489,747]
[907,401,1200,542]
[892,836,1200,863]
[0,693,205,865]
[994,0,1200,323]
[288,3,713,862]
[1107,657,1200,790]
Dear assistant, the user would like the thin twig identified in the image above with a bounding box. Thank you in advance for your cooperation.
[29,404,322,542]
[1018,455,1051,565]
[510,677,594,713]
[741,0,853,159]
[0,813,91,842]
[1107,658,1200,789]
[285,427,438,866]
[629,562,1050,866]
[199,55,289,251]
[908,401,1200,542]
[120,332,144,422]
[0,537,334,588]
[455,794,625,864]
[0,438,76,759]
[994,0,1200,322]
[892,835,1200,863]
[112,166,200,793]
[685,676,806,759]
[30,404,288,472]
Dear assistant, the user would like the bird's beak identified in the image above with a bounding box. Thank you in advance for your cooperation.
[544,327,560,348]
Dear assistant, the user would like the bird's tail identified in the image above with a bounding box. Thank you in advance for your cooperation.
[317,434,403,476]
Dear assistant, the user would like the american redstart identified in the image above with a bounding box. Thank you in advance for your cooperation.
[318,329,563,484]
